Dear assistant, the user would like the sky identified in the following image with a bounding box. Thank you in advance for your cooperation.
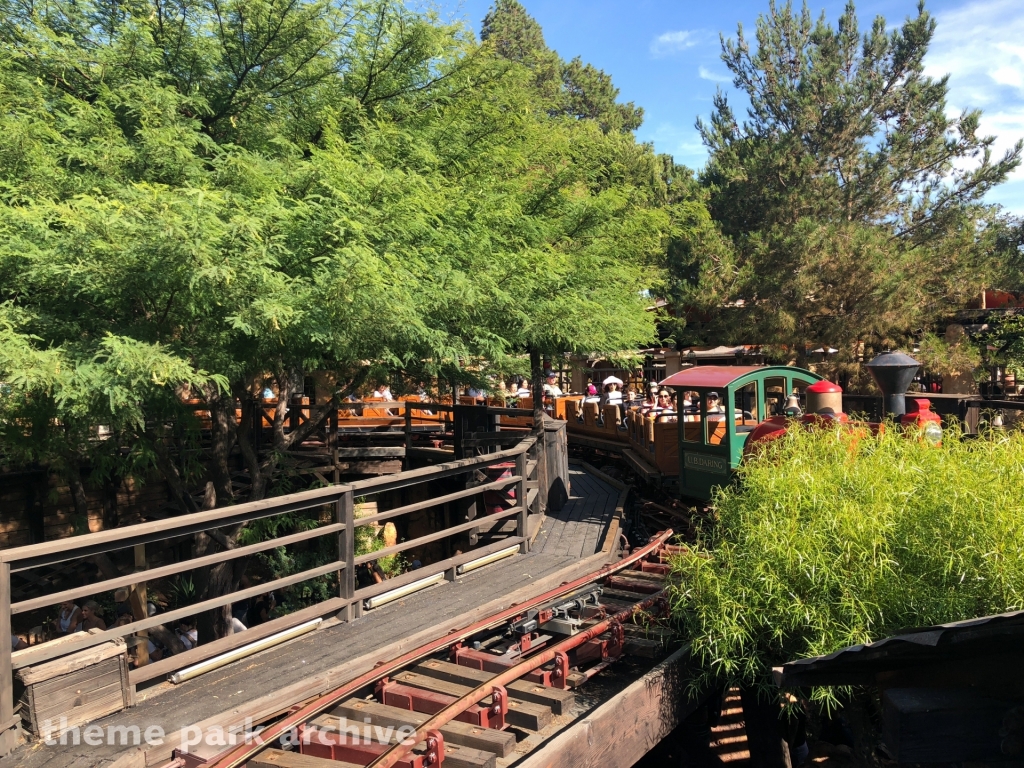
[436,0,1024,215]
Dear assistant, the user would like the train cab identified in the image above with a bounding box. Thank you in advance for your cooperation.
[658,366,821,500]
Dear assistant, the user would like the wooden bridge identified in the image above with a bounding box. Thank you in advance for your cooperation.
[0,423,695,768]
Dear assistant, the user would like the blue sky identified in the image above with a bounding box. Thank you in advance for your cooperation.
[437,0,1024,214]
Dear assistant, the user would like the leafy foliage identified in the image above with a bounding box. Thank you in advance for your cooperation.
[672,0,1021,360]
[669,424,1024,708]
[0,0,669,509]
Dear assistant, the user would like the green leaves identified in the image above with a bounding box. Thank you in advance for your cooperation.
[0,0,669,502]
[670,425,1024,707]
[680,0,1022,360]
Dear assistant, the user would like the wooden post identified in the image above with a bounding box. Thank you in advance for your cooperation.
[339,491,356,622]
[0,562,18,757]
[515,449,529,554]
[129,544,149,667]
[404,406,413,470]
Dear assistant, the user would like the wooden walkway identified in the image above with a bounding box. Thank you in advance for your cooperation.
[1,468,622,768]
[532,466,622,559]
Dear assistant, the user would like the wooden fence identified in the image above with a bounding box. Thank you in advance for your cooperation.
[0,423,550,756]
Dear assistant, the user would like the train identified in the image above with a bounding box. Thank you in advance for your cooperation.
[533,353,942,501]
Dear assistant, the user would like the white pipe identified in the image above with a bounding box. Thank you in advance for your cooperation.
[457,544,520,575]
[169,618,322,684]
[364,572,445,610]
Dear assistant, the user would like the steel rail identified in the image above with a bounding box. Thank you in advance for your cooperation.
[365,590,667,768]
[209,529,673,768]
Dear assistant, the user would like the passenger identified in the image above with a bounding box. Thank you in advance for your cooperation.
[586,381,598,397]
[373,384,394,401]
[640,386,658,413]
[113,588,132,620]
[516,379,532,398]
[543,372,563,397]
[707,391,724,414]
[652,390,674,414]
[176,617,198,651]
[602,382,623,407]
[356,561,386,589]
[247,591,276,627]
[53,601,82,637]
[78,600,106,632]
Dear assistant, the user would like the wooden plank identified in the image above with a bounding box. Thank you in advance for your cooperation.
[412,660,574,715]
[882,688,1010,763]
[15,559,345,669]
[309,712,495,768]
[0,562,16,757]
[351,507,522,567]
[16,640,126,685]
[620,449,661,482]
[575,462,628,491]
[251,748,361,768]
[514,645,695,768]
[331,699,515,757]
[352,477,522,530]
[138,550,614,767]
[130,595,348,685]
[352,538,526,605]
[392,670,552,730]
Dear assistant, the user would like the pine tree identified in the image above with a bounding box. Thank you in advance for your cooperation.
[675,0,1022,363]
[481,0,641,133]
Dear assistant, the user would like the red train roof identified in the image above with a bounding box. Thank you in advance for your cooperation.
[659,366,767,389]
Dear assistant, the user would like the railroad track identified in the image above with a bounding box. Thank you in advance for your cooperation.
[166,530,682,768]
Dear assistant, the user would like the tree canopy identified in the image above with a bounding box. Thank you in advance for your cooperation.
[669,0,1022,366]
[0,0,668,510]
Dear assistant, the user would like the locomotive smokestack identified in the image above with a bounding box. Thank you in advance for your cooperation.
[865,351,921,418]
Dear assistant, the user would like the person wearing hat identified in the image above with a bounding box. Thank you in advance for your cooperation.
[707,391,724,414]
[543,372,563,397]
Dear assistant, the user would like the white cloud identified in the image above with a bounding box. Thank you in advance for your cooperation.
[650,30,701,58]
[640,122,707,167]
[698,66,731,83]
[924,0,1024,212]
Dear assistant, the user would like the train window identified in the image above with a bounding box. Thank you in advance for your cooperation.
[733,382,759,423]
[704,392,727,445]
[681,391,700,442]
[765,377,787,416]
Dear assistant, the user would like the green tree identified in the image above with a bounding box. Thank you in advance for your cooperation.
[0,0,671,635]
[480,0,642,133]
[673,0,1021,364]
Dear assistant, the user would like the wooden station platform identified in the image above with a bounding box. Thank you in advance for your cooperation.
[1,468,623,768]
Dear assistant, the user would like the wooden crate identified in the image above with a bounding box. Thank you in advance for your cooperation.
[14,633,131,737]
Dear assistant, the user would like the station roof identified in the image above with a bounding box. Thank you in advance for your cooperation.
[659,365,766,389]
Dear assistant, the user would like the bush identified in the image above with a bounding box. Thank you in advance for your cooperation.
[668,423,1024,707]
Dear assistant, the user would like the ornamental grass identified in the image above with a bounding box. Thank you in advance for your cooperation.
[668,423,1024,706]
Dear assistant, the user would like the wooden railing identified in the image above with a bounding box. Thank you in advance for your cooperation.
[0,429,547,753]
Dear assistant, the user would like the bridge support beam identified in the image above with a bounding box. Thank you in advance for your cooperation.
[514,644,696,768]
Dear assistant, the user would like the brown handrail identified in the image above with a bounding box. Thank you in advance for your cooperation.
[0,431,543,751]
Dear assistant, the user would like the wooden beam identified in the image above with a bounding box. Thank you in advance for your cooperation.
[0,562,18,757]
[412,659,574,715]
[513,645,695,768]
[882,687,1011,763]
[328,700,512,759]
[250,748,360,768]
[138,550,615,766]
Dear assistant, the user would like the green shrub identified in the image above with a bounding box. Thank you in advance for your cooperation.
[668,423,1024,707]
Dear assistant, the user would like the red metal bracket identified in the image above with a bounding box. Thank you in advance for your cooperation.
[377,679,507,730]
[298,724,443,768]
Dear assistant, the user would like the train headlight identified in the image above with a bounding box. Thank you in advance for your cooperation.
[923,421,942,446]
